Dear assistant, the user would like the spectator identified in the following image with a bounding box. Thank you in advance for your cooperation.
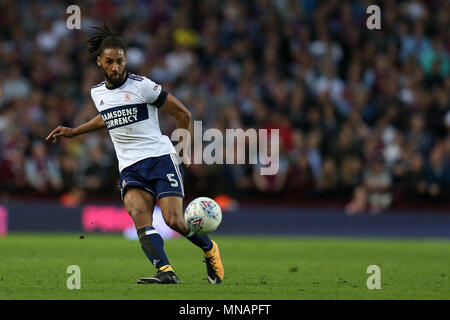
[24,141,62,194]
[0,148,27,193]
[1,67,31,104]
[316,157,339,198]
[285,153,314,201]
[340,156,363,198]
[326,125,360,167]
[79,147,115,194]
[346,185,369,215]
[426,144,450,200]
[0,0,447,210]
[402,152,428,201]
[405,112,434,156]
[253,138,289,198]
[363,159,393,214]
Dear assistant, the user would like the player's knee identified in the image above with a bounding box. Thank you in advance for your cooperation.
[165,214,181,228]
[126,206,153,229]
[165,213,188,233]
[126,206,146,219]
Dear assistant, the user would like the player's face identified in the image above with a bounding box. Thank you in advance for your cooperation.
[97,48,127,86]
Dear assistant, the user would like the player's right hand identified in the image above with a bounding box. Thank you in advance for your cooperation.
[45,126,75,143]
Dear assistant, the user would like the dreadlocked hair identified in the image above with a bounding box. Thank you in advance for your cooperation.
[87,23,126,56]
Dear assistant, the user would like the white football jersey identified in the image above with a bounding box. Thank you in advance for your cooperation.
[90,73,176,172]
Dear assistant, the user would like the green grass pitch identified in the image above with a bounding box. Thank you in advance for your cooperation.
[0,233,449,299]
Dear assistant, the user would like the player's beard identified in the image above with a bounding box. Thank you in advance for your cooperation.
[104,69,126,87]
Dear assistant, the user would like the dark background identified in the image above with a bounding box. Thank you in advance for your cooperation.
[0,0,448,215]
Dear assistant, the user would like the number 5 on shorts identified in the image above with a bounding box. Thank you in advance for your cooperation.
[167,174,179,187]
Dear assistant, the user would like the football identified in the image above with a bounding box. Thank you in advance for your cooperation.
[184,197,222,235]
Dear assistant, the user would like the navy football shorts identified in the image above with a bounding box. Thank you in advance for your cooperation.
[119,153,184,200]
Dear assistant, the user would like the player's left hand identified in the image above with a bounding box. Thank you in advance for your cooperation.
[45,126,75,143]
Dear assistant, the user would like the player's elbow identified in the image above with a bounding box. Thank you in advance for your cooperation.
[184,109,192,123]
[178,108,191,125]
[165,94,192,124]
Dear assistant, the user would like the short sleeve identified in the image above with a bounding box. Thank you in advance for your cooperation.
[90,89,99,111]
[141,77,163,104]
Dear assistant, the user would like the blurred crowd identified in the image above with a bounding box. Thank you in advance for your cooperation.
[0,0,449,212]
